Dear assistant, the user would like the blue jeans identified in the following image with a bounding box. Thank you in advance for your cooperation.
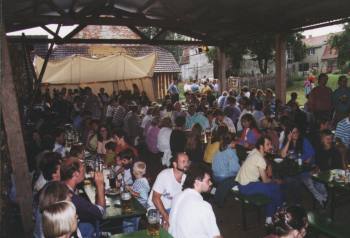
[213,176,237,207]
[78,222,95,238]
[239,182,283,217]
[123,217,141,233]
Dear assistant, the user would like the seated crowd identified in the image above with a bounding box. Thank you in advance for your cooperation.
[24,74,350,238]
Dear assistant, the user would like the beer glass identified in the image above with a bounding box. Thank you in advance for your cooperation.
[147,209,160,237]
[121,192,132,213]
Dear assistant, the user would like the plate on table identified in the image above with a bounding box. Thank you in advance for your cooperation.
[274,158,283,163]
[106,188,120,196]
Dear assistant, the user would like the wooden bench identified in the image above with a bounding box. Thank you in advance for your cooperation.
[232,188,271,230]
[307,212,350,238]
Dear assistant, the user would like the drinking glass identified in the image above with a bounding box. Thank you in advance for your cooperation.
[147,209,160,237]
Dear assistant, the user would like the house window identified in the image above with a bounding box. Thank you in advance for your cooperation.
[308,48,315,55]
[299,63,309,71]
[311,63,319,68]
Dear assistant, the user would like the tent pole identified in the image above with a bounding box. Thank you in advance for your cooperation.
[31,24,61,108]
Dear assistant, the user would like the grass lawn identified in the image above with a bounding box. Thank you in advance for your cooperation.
[286,73,341,105]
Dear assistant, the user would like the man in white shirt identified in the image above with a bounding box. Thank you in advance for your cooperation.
[148,152,190,229]
[169,164,222,238]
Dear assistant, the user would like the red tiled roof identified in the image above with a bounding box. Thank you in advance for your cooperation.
[75,25,140,39]
[321,44,338,60]
[47,26,180,72]
[49,44,180,73]
[123,45,180,72]
[303,35,328,47]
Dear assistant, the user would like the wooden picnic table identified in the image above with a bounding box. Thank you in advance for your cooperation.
[312,170,350,219]
[83,184,147,220]
[271,158,312,179]
[110,228,173,238]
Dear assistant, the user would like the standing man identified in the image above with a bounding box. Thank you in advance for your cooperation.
[148,152,190,229]
[308,73,333,120]
[169,164,222,238]
[332,75,350,125]
[168,79,180,103]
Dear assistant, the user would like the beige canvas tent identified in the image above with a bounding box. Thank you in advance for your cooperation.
[35,52,157,101]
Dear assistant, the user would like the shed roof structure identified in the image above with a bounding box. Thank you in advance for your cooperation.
[5,0,350,45]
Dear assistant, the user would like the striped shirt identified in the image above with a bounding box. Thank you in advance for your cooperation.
[335,118,350,147]
[132,177,150,208]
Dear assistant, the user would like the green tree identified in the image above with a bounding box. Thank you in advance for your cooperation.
[330,24,350,69]
[136,26,185,63]
[206,33,306,75]
[287,33,307,62]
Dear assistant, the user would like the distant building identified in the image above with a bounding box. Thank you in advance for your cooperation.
[289,33,339,75]
[179,47,214,81]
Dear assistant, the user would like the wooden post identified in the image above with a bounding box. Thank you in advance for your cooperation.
[275,33,287,104]
[217,47,227,92]
[1,29,34,235]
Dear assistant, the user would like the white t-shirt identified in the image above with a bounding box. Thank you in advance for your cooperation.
[169,189,221,238]
[147,168,186,210]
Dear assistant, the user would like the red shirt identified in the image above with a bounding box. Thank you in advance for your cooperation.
[309,86,333,112]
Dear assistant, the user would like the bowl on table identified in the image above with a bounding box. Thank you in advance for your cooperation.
[274,158,283,163]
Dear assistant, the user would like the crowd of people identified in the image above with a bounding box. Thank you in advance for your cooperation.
[22,73,350,238]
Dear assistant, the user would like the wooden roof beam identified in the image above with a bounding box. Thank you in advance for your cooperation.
[62,24,86,40]
[127,25,148,40]
[40,24,63,40]
[9,37,209,45]
[138,0,158,13]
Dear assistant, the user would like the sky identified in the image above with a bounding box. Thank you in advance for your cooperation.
[7,24,346,39]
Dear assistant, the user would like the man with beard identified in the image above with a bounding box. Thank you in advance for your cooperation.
[148,152,190,229]
[169,164,222,238]
[235,136,283,224]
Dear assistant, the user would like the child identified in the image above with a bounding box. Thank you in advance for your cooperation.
[104,141,116,167]
[123,161,150,233]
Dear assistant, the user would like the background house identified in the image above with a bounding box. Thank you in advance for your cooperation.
[179,46,214,81]
[289,33,339,75]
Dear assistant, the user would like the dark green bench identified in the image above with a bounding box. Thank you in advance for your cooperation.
[307,212,350,238]
[232,189,271,230]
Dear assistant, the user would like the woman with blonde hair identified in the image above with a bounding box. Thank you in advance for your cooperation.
[34,181,71,238]
[42,201,78,238]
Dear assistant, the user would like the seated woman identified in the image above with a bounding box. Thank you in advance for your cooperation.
[265,205,308,238]
[237,113,261,150]
[203,125,228,164]
[42,201,78,238]
[34,181,73,238]
[185,123,204,163]
[280,125,326,207]
[236,113,261,162]
[96,125,113,155]
[212,131,240,206]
